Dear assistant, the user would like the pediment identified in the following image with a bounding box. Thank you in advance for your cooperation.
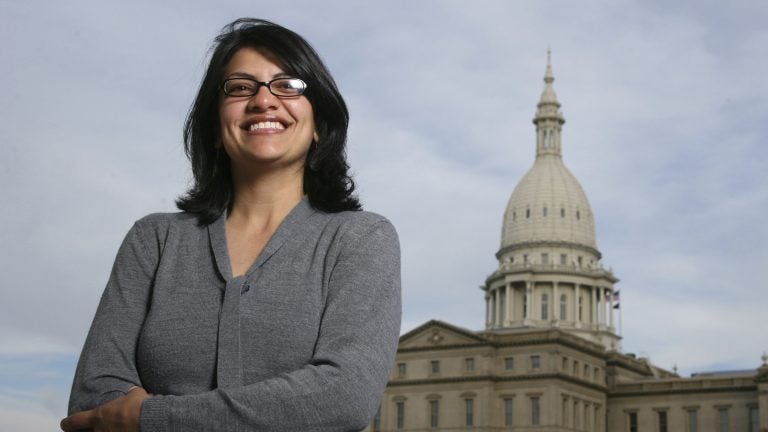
[398,320,488,350]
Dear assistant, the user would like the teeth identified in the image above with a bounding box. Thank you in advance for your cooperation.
[249,121,285,131]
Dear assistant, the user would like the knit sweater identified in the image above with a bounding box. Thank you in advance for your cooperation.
[67,198,401,431]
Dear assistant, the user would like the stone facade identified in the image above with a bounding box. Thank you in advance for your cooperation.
[365,54,766,432]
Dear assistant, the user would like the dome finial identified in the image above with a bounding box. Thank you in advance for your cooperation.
[534,48,563,123]
[545,47,553,83]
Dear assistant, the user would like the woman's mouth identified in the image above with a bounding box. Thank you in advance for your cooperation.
[247,121,285,131]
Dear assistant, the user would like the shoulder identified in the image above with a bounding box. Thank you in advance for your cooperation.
[125,212,202,254]
[318,209,399,251]
[132,212,200,235]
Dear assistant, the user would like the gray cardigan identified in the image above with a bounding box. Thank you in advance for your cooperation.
[68,199,401,431]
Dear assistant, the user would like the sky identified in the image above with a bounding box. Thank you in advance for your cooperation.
[1,0,767,429]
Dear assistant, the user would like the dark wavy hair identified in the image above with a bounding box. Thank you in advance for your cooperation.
[176,18,361,224]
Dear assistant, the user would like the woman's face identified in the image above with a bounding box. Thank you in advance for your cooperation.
[219,47,317,175]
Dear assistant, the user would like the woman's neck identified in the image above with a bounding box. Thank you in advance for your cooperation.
[227,164,305,230]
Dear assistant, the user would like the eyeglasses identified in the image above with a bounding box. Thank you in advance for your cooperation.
[222,77,307,98]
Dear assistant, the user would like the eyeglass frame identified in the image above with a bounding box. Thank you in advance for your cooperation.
[221,77,308,98]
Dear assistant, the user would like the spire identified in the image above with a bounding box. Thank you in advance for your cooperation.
[533,49,565,157]
[544,47,554,84]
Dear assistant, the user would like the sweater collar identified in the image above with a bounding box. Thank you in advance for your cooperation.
[208,196,316,281]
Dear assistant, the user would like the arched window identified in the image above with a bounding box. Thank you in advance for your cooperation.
[541,294,549,320]
[560,294,567,320]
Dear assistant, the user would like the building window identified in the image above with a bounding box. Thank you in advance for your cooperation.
[687,409,698,432]
[561,208,565,217]
[465,399,474,426]
[397,363,406,378]
[504,398,514,426]
[543,206,548,217]
[628,412,638,432]
[523,254,529,265]
[505,357,514,370]
[749,406,758,432]
[593,366,599,381]
[396,402,405,429]
[578,296,583,321]
[560,294,567,320]
[523,294,528,318]
[562,397,568,425]
[573,360,579,376]
[531,396,540,425]
[373,406,381,432]
[576,210,581,220]
[465,357,475,372]
[541,253,549,264]
[430,400,439,428]
[577,256,583,267]
[562,356,568,371]
[526,208,531,218]
[499,290,506,322]
[584,364,589,377]
[574,400,580,427]
[658,410,668,432]
[430,360,440,374]
[512,211,516,221]
[531,355,541,369]
[541,294,549,320]
[718,408,729,432]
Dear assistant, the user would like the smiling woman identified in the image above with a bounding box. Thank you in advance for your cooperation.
[61,18,401,432]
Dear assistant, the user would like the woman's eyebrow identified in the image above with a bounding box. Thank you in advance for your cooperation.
[225,71,292,80]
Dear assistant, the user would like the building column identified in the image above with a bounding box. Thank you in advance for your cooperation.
[505,283,513,325]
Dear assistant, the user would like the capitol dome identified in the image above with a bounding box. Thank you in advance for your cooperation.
[499,53,598,254]
[502,156,596,250]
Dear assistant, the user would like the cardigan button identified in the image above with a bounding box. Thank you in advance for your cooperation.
[241,283,251,294]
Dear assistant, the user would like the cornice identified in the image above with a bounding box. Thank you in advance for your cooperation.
[397,328,607,359]
[496,241,602,260]
[609,385,757,398]
[387,372,606,393]
[485,265,619,287]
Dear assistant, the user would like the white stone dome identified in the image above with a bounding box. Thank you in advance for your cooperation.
[501,155,597,250]
[499,52,598,253]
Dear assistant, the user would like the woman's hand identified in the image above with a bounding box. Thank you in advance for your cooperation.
[60,387,149,432]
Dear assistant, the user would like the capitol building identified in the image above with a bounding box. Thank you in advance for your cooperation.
[366,56,768,432]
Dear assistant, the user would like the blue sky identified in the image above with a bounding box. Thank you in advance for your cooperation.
[1,0,767,429]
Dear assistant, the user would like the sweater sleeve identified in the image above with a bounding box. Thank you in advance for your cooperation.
[139,218,402,432]
[67,220,158,414]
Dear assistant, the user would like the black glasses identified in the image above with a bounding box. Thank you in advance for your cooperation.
[222,77,307,98]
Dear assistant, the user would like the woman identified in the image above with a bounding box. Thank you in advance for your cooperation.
[61,18,401,432]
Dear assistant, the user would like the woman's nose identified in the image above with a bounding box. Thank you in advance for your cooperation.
[247,85,279,111]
